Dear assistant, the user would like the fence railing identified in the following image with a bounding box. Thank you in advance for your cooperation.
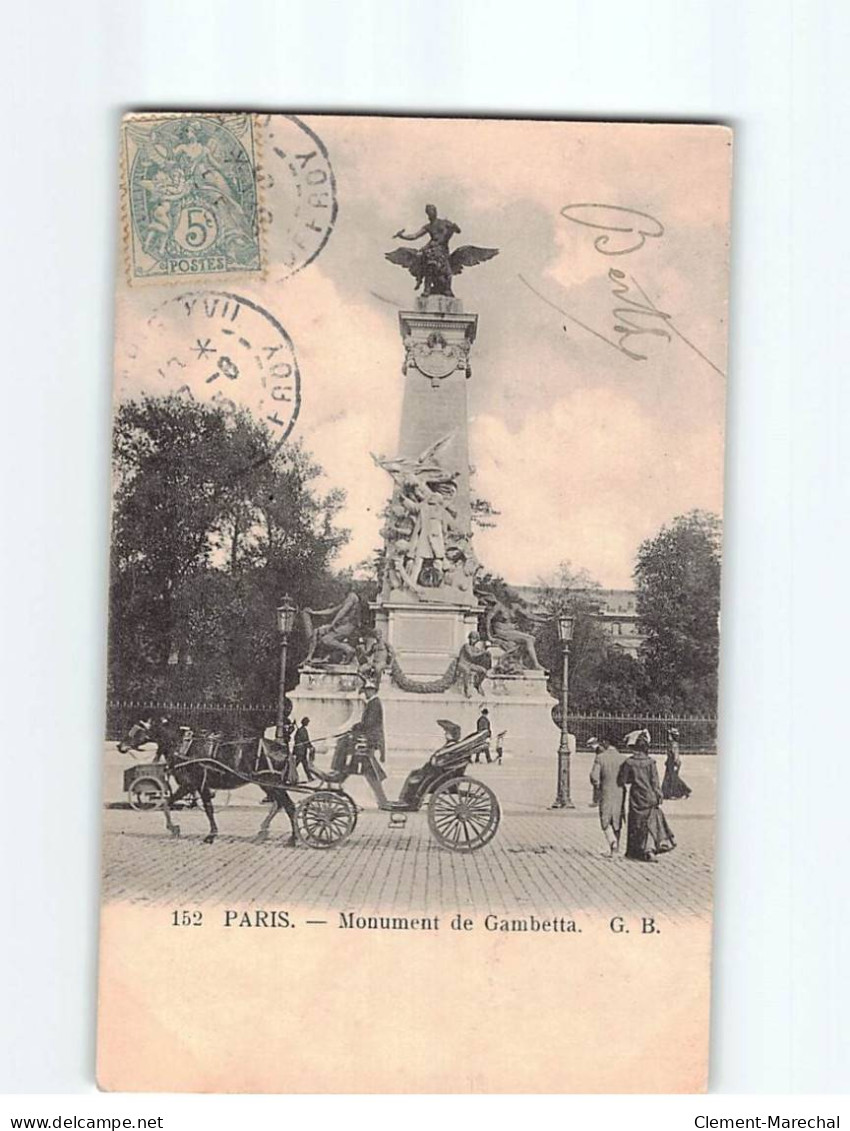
[106,701,277,742]
[566,713,717,755]
[106,701,717,754]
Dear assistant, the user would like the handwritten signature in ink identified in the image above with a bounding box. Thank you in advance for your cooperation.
[519,204,725,378]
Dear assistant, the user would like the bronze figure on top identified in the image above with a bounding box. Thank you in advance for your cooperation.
[386,205,498,297]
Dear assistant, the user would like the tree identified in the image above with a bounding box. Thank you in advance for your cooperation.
[533,562,613,709]
[634,510,722,712]
[583,649,649,713]
[109,394,349,700]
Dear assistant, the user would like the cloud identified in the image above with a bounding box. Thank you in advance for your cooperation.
[470,386,723,588]
[113,116,729,588]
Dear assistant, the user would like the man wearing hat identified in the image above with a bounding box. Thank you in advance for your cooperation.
[588,735,627,857]
[474,707,492,763]
[356,682,386,764]
[292,716,316,782]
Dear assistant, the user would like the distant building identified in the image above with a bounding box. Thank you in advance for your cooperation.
[516,586,644,658]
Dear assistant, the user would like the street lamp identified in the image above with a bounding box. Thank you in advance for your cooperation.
[551,611,576,809]
[276,595,296,740]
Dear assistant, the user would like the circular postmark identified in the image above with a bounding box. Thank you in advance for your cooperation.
[118,291,301,454]
[255,114,338,279]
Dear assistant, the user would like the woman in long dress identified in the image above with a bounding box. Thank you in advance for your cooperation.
[661,727,692,800]
[617,732,676,861]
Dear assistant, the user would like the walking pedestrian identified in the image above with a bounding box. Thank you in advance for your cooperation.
[588,736,627,856]
[357,682,386,763]
[292,716,316,781]
[661,727,692,799]
[617,730,676,862]
[474,707,492,763]
[589,739,601,807]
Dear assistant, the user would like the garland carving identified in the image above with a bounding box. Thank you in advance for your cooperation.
[389,655,459,694]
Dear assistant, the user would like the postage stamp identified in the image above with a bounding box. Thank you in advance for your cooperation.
[122,114,264,282]
[118,290,300,450]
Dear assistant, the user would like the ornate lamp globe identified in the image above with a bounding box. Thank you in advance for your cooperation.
[277,595,296,637]
[556,612,575,645]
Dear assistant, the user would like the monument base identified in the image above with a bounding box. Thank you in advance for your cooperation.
[291,665,556,760]
[374,601,480,677]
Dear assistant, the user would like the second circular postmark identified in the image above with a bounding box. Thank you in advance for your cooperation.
[256,114,338,280]
[119,290,301,456]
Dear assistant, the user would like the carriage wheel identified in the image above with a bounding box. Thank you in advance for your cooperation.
[427,777,501,852]
[128,776,167,811]
[295,791,358,849]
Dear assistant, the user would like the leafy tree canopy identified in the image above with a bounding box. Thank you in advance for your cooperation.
[109,394,349,701]
[634,509,722,713]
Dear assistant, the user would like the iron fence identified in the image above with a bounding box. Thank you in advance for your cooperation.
[106,701,277,741]
[106,701,717,755]
[567,713,717,755]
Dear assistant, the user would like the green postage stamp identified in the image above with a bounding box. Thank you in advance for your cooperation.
[122,113,263,282]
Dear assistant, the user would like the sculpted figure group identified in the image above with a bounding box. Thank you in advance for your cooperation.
[481,591,545,672]
[299,586,545,697]
[301,592,393,682]
[374,436,478,600]
[300,590,361,666]
[453,590,547,694]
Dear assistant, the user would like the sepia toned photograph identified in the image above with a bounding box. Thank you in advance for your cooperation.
[97,113,731,1093]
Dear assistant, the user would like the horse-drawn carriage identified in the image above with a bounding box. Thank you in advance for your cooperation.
[119,718,501,853]
[295,724,500,851]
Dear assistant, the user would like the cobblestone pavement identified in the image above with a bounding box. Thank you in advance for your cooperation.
[101,750,715,920]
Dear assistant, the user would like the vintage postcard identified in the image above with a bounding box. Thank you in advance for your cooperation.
[98,114,731,1092]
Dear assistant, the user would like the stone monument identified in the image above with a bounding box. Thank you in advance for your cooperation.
[292,208,555,756]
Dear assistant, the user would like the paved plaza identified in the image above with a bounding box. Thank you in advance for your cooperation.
[102,746,716,920]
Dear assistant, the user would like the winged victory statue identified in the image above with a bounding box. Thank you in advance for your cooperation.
[385,205,499,297]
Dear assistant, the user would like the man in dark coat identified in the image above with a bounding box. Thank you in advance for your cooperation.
[617,731,676,862]
[588,735,627,856]
[474,707,492,763]
[357,683,386,763]
[292,716,315,781]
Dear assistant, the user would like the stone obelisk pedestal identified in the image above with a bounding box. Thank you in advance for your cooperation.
[292,292,556,761]
[373,295,480,675]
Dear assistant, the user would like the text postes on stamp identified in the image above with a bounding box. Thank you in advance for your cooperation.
[123,114,263,282]
[120,291,300,451]
[256,115,337,279]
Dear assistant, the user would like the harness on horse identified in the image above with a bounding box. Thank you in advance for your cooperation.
[169,731,340,790]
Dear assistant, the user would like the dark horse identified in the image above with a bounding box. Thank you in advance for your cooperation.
[118,716,297,845]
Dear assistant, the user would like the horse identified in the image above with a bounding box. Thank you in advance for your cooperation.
[118,716,298,845]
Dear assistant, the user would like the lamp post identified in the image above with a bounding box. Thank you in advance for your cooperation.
[551,611,575,809]
[276,596,296,740]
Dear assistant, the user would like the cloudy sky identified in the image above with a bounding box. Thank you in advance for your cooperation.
[115,116,731,589]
